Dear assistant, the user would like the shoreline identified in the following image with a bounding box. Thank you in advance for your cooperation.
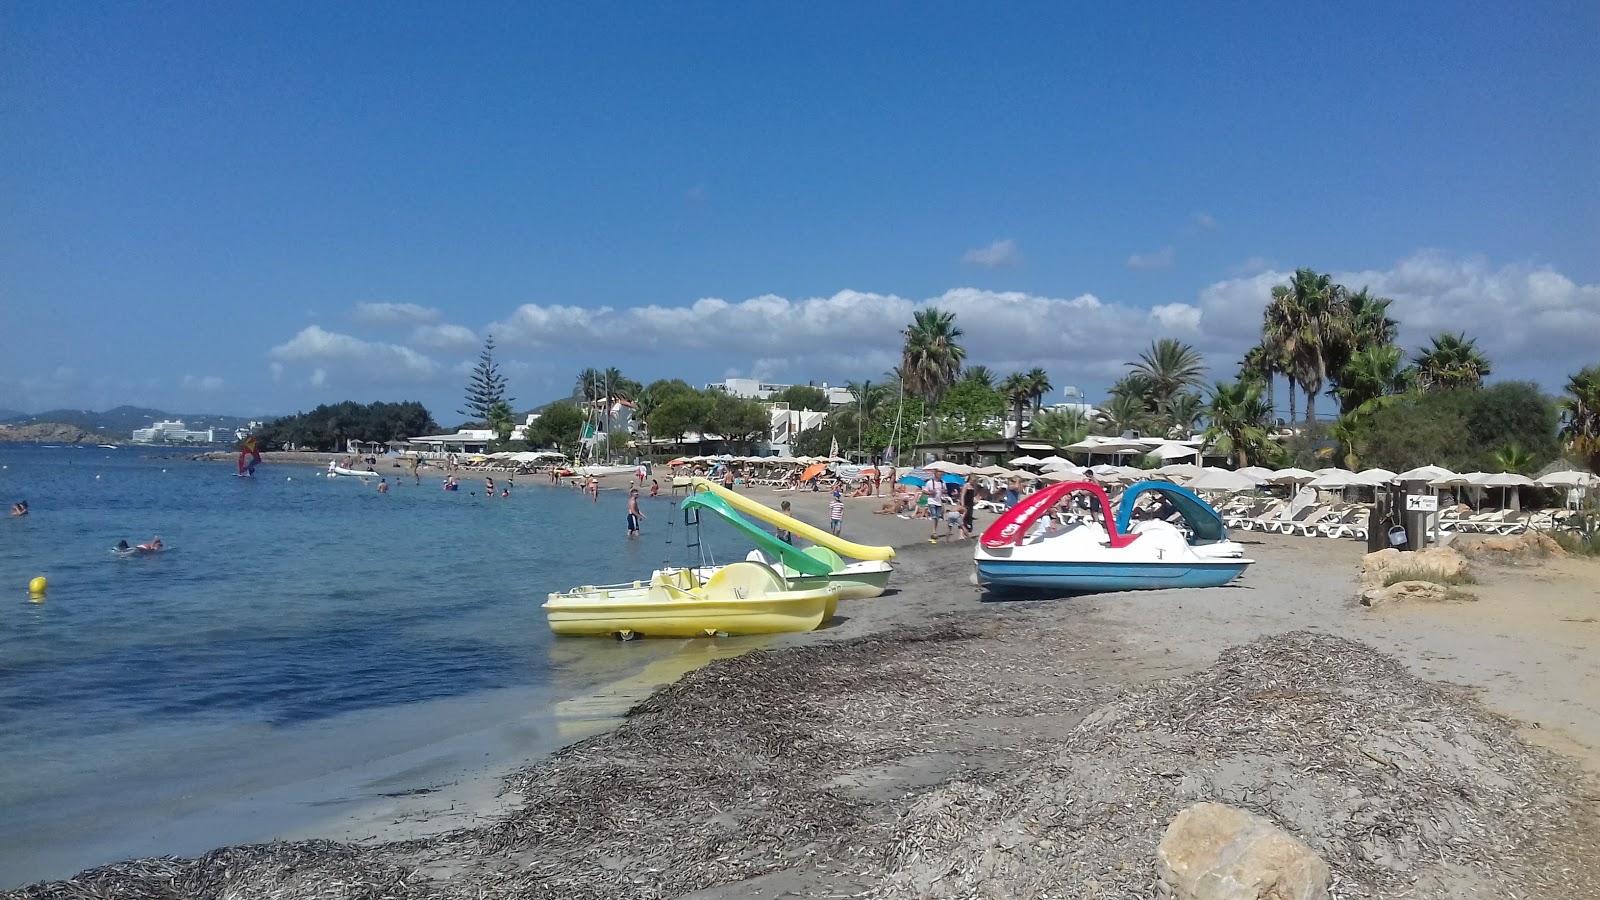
[11,509,1600,895]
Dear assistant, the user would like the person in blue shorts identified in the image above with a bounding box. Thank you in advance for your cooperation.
[627,488,645,539]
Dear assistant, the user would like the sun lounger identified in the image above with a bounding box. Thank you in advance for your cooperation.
[1283,506,1342,536]
[1318,506,1371,540]
[1227,500,1286,531]
[1265,504,1330,534]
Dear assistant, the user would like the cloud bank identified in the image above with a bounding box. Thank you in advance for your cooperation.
[960,239,1022,268]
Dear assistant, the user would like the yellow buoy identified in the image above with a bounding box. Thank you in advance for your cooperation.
[29,576,47,595]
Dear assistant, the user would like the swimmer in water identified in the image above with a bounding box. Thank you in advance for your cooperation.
[136,536,163,551]
[9,500,27,516]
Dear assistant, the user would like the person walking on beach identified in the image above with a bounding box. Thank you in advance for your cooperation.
[627,488,645,539]
[926,480,946,541]
[828,491,845,537]
[722,466,736,491]
[959,480,977,540]
[409,455,421,485]
[776,501,794,544]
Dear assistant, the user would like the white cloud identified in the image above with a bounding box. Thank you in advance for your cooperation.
[410,323,479,351]
[1126,247,1176,270]
[1193,212,1218,231]
[310,368,327,388]
[181,374,225,392]
[483,251,1594,395]
[960,239,1022,268]
[351,302,441,327]
[269,325,441,382]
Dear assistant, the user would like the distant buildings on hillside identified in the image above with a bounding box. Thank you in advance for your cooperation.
[131,419,261,444]
[705,378,855,406]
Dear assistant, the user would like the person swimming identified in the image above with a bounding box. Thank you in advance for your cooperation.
[115,539,130,551]
[9,500,27,516]
[135,536,164,551]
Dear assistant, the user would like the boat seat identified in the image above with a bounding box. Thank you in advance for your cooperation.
[703,560,785,601]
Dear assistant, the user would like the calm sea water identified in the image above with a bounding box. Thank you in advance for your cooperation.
[0,445,755,886]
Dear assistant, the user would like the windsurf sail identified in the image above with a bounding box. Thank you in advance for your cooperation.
[237,435,262,475]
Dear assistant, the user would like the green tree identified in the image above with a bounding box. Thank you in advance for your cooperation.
[1239,344,1278,415]
[1024,367,1054,414]
[1097,392,1149,437]
[485,400,516,444]
[936,379,1004,438]
[575,367,604,402]
[710,392,772,449]
[460,336,513,421]
[768,385,830,411]
[1491,443,1535,474]
[1165,392,1205,438]
[1332,343,1412,416]
[1204,381,1274,468]
[1413,332,1492,390]
[1264,269,1348,423]
[647,391,716,446]
[961,366,997,388]
[900,307,966,420]
[1128,339,1205,414]
[1030,408,1090,447]
[526,402,585,453]
[999,372,1031,439]
[1559,364,1600,473]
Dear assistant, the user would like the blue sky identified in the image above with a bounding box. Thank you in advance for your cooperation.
[3,2,1596,421]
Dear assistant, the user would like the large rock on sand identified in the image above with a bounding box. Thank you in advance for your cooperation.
[1451,530,1566,563]
[1156,802,1329,900]
[1360,579,1452,607]
[1357,547,1468,591]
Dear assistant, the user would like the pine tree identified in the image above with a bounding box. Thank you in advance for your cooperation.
[460,336,513,421]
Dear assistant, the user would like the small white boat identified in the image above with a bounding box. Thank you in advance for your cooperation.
[327,465,376,477]
[576,464,638,478]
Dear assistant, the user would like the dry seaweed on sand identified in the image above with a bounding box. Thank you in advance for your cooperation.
[870,631,1600,900]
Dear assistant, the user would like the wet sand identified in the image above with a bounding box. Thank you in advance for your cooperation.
[10,497,1600,898]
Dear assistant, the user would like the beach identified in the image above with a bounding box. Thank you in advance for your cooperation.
[11,475,1600,898]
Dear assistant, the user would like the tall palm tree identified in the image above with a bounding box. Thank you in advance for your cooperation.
[1559,364,1600,473]
[900,307,967,418]
[1332,343,1412,416]
[1264,269,1348,423]
[575,367,604,403]
[1128,339,1205,413]
[1097,393,1148,437]
[1204,381,1274,468]
[1239,344,1277,416]
[999,372,1031,439]
[1413,332,1492,390]
[1023,367,1053,414]
[961,366,997,388]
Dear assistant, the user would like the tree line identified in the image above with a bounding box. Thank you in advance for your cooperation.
[256,401,437,451]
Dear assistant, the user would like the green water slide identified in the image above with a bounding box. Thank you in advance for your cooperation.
[681,492,832,576]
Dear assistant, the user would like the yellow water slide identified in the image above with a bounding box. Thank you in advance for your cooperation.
[688,478,896,562]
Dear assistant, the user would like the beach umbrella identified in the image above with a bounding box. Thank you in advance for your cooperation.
[1395,465,1455,482]
[1268,467,1315,484]
[1236,465,1276,481]
[1009,455,1043,466]
[1429,472,1480,488]
[1150,442,1202,461]
[1477,471,1534,510]
[1037,454,1071,467]
[1041,459,1083,472]
[1088,462,1123,477]
[1185,468,1262,493]
[1358,467,1397,484]
[799,463,828,482]
[1309,469,1367,489]
[1039,470,1079,483]
[1156,462,1203,478]
[1537,470,1598,488]
[972,464,1009,475]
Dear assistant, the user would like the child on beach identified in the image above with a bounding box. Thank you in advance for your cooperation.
[828,492,845,536]
[776,501,794,543]
[649,479,660,498]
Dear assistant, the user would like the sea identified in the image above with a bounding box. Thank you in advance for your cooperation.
[0,445,761,887]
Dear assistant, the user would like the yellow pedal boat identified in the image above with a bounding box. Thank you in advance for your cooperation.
[544,560,840,638]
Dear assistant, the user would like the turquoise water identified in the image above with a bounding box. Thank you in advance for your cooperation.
[0,446,753,886]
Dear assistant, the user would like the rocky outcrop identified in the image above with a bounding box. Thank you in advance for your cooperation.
[1451,531,1566,563]
[1357,547,1474,607]
[1156,802,1329,900]
[0,422,98,444]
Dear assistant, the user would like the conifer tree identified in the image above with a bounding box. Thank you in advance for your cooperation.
[460,336,513,421]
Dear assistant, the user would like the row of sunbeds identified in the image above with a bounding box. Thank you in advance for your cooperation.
[1216,496,1587,539]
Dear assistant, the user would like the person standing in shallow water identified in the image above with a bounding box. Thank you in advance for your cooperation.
[627,488,645,539]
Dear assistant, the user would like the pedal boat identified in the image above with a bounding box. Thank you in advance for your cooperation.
[544,560,840,638]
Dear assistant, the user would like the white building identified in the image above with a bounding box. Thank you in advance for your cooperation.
[131,419,219,444]
[706,378,854,406]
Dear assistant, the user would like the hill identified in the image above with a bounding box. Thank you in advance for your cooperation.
[0,406,258,437]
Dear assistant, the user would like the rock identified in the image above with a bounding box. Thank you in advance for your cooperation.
[1361,580,1450,607]
[1451,531,1566,562]
[1156,802,1329,900]
[1358,546,1469,590]
[0,422,99,444]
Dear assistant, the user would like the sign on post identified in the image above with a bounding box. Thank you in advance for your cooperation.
[1405,495,1439,512]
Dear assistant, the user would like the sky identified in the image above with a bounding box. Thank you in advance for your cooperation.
[3,2,1597,421]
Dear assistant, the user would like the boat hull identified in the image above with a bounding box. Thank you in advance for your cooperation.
[545,564,839,637]
[976,558,1248,592]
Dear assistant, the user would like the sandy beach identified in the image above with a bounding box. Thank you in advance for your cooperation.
[11,484,1600,898]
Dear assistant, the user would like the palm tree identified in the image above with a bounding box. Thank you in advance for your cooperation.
[1031,408,1090,447]
[1332,343,1412,415]
[961,366,997,388]
[1097,393,1148,437]
[900,307,966,419]
[1127,339,1205,413]
[485,400,515,444]
[1165,392,1205,438]
[1491,443,1534,474]
[1204,380,1274,468]
[999,372,1031,439]
[575,368,604,403]
[1264,269,1349,424]
[1559,365,1600,473]
[1239,344,1277,416]
[1413,332,1492,390]
[1024,367,1053,414]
